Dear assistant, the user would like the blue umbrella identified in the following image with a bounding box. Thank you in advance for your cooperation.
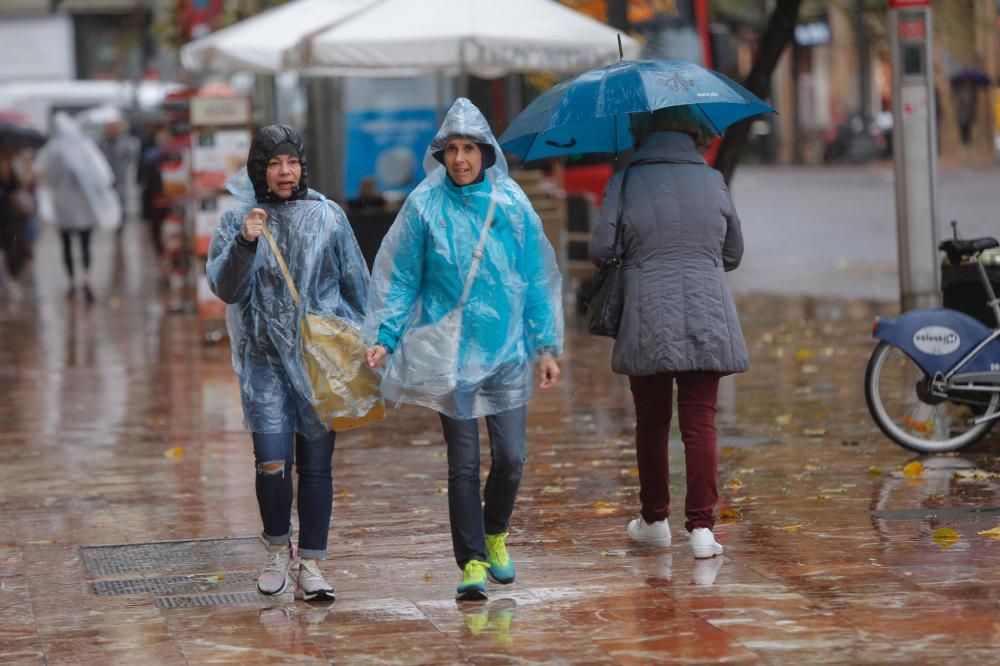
[500,59,775,162]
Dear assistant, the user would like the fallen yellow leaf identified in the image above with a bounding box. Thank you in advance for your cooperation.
[803,429,826,438]
[868,466,884,475]
[629,467,639,479]
[902,461,924,478]
[164,446,184,460]
[542,486,567,494]
[593,501,617,516]
[199,574,224,584]
[794,348,816,362]
[783,524,804,532]
[931,527,959,548]
[977,526,1000,539]
[719,509,742,523]
[423,572,434,582]
[804,464,820,471]
[774,413,793,426]
[729,478,744,489]
[720,447,736,458]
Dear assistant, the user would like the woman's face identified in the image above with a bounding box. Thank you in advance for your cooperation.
[443,138,482,186]
[266,153,302,199]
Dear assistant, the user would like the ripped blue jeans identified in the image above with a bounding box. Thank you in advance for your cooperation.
[252,431,336,559]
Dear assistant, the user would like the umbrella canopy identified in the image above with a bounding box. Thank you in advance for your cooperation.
[0,121,46,151]
[499,59,774,162]
[180,0,377,74]
[300,0,641,78]
[949,68,991,87]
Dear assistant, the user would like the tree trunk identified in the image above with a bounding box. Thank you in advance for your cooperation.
[713,0,802,185]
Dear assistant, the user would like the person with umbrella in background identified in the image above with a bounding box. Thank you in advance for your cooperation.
[0,142,33,299]
[363,98,564,601]
[500,57,773,564]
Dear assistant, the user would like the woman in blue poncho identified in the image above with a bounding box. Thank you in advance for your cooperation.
[207,125,369,602]
[364,99,564,601]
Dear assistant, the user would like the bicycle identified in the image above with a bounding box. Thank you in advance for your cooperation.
[865,225,1000,453]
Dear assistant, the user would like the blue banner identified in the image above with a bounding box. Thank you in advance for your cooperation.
[344,108,439,200]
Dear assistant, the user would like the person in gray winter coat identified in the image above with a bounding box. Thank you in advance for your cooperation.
[590,105,748,561]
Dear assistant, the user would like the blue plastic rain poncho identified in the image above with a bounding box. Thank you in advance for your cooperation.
[34,112,121,231]
[363,98,564,419]
[207,125,370,440]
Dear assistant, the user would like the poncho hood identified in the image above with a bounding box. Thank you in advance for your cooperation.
[247,124,309,204]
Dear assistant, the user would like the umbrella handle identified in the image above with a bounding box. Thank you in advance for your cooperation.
[617,34,623,60]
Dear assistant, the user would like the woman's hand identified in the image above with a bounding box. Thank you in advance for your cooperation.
[537,356,561,389]
[366,345,388,368]
[242,208,267,242]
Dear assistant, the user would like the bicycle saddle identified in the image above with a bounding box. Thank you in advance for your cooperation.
[938,236,999,265]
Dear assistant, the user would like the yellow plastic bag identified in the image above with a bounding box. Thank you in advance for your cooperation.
[262,223,384,432]
[300,312,385,431]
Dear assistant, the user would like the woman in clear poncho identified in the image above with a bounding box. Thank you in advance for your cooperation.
[207,125,369,602]
[34,112,121,301]
[364,98,564,601]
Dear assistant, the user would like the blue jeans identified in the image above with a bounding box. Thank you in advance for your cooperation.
[252,431,336,559]
[439,406,527,569]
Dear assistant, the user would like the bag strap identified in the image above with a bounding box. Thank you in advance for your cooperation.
[457,194,497,308]
[260,221,301,306]
[610,158,677,259]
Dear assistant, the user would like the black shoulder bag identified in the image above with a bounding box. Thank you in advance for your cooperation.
[584,165,636,337]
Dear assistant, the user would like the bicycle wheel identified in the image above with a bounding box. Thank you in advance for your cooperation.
[865,341,999,453]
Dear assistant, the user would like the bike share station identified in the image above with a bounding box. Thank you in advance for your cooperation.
[864,0,1000,452]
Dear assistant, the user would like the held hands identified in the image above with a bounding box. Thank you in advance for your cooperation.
[537,356,561,389]
[366,345,388,369]
[242,208,267,242]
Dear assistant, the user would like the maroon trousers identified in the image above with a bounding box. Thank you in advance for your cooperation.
[628,371,721,532]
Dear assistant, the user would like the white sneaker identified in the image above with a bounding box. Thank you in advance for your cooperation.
[297,558,335,602]
[257,542,293,595]
[690,528,724,559]
[627,517,671,547]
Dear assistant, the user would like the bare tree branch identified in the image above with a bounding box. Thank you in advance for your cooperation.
[713,0,802,185]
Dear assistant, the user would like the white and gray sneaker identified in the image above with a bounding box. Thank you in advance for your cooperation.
[257,542,293,595]
[627,517,671,547]
[297,558,335,602]
[690,528,724,559]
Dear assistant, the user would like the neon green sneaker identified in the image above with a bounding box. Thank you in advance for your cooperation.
[485,532,515,584]
[456,559,490,601]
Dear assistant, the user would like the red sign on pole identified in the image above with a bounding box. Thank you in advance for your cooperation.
[899,16,927,40]
[888,0,931,8]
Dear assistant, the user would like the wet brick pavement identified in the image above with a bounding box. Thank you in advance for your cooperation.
[2,172,1000,663]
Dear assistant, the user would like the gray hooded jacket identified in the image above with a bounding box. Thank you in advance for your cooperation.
[589,131,748,376]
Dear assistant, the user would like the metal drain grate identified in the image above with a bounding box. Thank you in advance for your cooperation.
[90,571,258,597]
[154,591,264,609]
[80,537,261,577]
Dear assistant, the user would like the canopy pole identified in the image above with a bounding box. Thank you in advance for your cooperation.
[436,71,446,125]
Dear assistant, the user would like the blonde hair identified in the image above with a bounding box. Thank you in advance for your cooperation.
[632,106,718,149]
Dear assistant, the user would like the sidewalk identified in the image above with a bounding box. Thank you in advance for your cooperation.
[2,220,999,664]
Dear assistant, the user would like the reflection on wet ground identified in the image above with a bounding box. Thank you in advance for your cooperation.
[2,225,999,663]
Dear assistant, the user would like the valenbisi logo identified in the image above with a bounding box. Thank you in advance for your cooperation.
[992,363,1000,372]
[912,326,961,355]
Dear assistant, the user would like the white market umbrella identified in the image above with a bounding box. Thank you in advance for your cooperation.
[180,0,378,74]
[300,0,641,78]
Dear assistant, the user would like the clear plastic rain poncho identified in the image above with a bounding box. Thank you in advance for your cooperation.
[363,98,564,419]
[207,126,370,440]
[34,112,121,231]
